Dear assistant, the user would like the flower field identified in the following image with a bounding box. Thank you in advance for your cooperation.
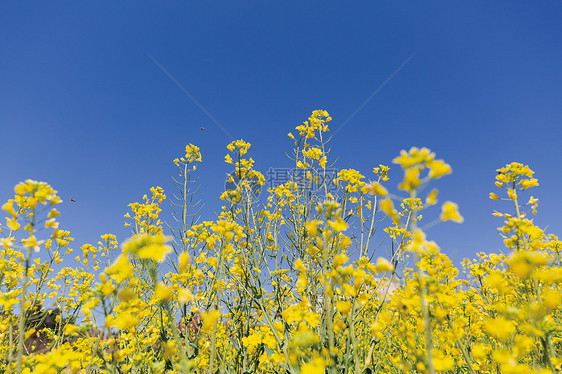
[1,110,561,373]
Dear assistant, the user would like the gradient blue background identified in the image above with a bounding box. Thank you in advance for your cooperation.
[1,1,561,266]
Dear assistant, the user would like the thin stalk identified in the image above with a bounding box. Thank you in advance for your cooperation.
[16,244,33,373]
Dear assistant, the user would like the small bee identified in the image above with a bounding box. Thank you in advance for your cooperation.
[70,199,76,202]
[200,127,205,131]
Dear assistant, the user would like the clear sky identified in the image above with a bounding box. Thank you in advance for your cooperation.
[1,1,561,266]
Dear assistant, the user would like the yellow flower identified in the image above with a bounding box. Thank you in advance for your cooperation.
[1,237,14,248]
[113,312,138,330]
[292,329,319,347]
[178,252,190,272]
[428,159,452,179]
[509,259,533,279]
[393,147,434,169]
[484,318,515,340]
[471,343,487,359]
[22,234,44,252]
[440,201,464,223]
[294,258,307,272]
[433,359,454,371]
[106,255,134,284]
[49,195,62,205]
[123,234,172,262]
[101,281,114,297]
[163,340,177,360]
[2,200,17,217]
[398,167,421,191]
[333,253,349,267]
[184,143,202,163]
[202,309,221,331]
[328,216,348,232]
[45,218,58,229]
[296,160,309,169]
[519,178,538,190]
[227,139,251,155]
[542,289,562,310]
[302,147,323,160]
[484,272,509,293]
[47,208,60,218]
[305,220,321,237]
[64,324,80,335]
[155,283,172,301]
[375,257,394,273]
[410,229,426,252]
[380,198,399,223]
[366,182,388,197]
[508,188,517,200]
[336,300,353,315]
[118,287,135,302]
[6,217,20,231]
[24,328,36,340]
[300,358,326,374]
[426,188,438,205]
[178,288,194,303]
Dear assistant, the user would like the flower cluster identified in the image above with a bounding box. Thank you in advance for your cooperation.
[0,111,560,374]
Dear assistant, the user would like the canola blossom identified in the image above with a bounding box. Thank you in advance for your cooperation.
[0,110,561,373]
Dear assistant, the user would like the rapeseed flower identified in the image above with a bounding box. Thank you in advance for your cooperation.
[440,201,464,223]
[1,111,560,374]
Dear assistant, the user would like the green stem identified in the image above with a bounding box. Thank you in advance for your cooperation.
[16,245,33,373]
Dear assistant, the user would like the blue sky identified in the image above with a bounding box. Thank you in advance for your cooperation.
[1,1,561,265]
